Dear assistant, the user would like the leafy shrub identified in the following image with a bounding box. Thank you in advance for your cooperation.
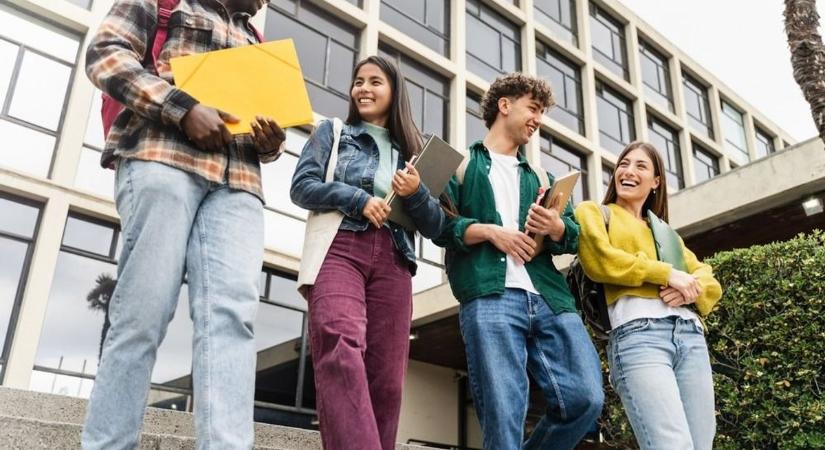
[598,231,825,449]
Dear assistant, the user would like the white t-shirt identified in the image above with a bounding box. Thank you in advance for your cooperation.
[608,295,703,331]
[487,151,538,294]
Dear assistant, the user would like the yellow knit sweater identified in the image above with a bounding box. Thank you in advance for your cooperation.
[574,201,722,317]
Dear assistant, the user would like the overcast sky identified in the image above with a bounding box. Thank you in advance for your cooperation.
[618,0,824,142]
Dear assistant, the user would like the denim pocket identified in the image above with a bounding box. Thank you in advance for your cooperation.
[612,318,652,340]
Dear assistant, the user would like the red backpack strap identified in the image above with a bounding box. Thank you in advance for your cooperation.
[145,0,181,70]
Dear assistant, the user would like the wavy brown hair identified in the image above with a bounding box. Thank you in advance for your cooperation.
[602,141,669,222]
[480,73,555,128]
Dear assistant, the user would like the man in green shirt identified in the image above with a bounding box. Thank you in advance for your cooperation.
[435,73,602,450]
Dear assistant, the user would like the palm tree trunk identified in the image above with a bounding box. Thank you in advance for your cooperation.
[785,0,825,143]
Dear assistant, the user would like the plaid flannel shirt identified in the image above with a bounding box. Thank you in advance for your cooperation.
[86,0,280,200]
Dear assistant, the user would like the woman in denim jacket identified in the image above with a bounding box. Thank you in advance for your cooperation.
[290,56,445,450]
[575,142,722,450]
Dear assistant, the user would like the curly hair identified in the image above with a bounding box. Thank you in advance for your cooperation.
[480,73,555,129]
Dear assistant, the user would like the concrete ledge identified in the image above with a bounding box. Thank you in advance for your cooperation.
[0,387,428,450]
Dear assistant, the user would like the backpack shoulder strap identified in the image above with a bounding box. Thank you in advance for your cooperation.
[144,0,181,69]
[600,204,611,230]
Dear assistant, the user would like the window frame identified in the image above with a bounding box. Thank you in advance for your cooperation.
[589,3,628,80]
[0,193,41,383]
[465,0,522,81]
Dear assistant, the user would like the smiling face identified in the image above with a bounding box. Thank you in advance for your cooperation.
[351,63,393,127]
[499,94,545,145]
[614,148,661,205]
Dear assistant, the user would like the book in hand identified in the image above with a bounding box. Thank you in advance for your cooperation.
[384,135,464,231]
[527,170,581,251]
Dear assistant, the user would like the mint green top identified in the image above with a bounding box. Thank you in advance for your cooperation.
[363,121,398,199]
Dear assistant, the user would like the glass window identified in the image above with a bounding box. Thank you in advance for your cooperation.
[595,82,634,155]
[32,215,194,406]
[413,260,443,293]
[721,100,748,165]
[466,91,487,145]
[536,41,583,134]
[265,0,360,119]
[754,127,776,160]
[0,195,40,238]
[534,0,577,46]
[465,0,521,82]
[0,195,40,382]
[589,4,627,80]
[601,164,613,194]
[65,0,92,9]
[539,133,589,204]
[381,0,450,56]
[692,142,719,184]
[255,269,316,415]
[0,6,80,179]
[682,74,713,139]
[380,44,450,139]
[75,91,115,199]
[639,41,673,113]
[647,118,684,189]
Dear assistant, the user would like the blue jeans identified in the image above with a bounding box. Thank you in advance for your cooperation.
[459,288,604,450]
[82,160,263,450]
[607,317,716,450]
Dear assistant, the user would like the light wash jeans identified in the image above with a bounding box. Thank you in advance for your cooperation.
[81,159,263,450]
[607,317,716,450]
[459,288,604,450]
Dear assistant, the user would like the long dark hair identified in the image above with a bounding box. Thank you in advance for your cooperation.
[602,141,669,222]
[345,56,422,162]
[346,56,457,218]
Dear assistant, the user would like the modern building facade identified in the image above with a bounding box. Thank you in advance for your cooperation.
[1,0,820,447]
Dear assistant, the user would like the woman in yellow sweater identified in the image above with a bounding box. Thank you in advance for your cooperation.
[575,142,722,450]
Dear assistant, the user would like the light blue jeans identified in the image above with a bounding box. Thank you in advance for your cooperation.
[82,159,263,450]
[460,288,604,450]
[607,317,716,450]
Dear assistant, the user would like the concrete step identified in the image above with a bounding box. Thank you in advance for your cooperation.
[0,415,286,450]
[0,387,427,449]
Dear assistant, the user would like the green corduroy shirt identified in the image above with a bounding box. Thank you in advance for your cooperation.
[433,141,580,313]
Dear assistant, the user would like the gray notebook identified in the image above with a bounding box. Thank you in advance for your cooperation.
[384,135,465,231]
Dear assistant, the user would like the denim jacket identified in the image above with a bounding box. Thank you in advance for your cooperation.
[290,119,446,274]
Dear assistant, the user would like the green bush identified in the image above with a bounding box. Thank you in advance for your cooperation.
[598,231,825,449]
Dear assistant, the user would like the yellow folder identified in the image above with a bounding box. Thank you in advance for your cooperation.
[170,38,314,134]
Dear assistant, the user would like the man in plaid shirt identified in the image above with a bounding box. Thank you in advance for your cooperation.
[82,0,281,448]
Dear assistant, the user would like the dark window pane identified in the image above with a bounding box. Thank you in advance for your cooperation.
[0,197,39,238]
[692,143,719,184]
[648,119,683,189]
[265,271,305,311]
[534,0,577,46]
[682,74,713,138]
[754,127,775,160]
[589,4,627,80]
[539,133,589,204]
[62,216,115,257]
[265,1,359,118]
[602,164,613,193]
[721,100,748,164]
[254,303,304,407]
[466,0,521,81]
[639,42,672,112]
[536,42,583,134]
[32,252,194,398]
[379,44,449,140]
[381,0,449,56]
[466,92,487,145]
[0,237,28,363]
[596,83,634,155]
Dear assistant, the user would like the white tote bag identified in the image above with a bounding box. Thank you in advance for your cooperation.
[297,118,345,299]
